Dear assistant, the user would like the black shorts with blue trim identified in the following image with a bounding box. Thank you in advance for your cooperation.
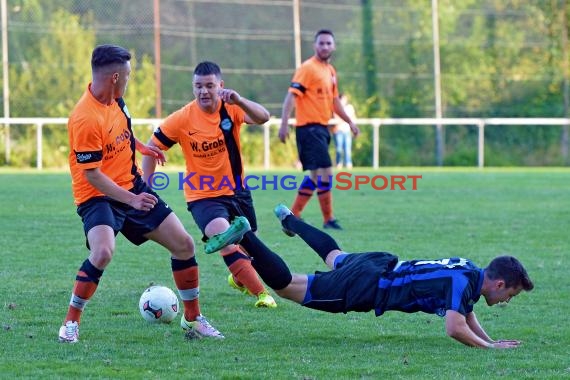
[76,176,173,247]
[295,124,333,171]
[302,252,399,314]
[187,189,257,242]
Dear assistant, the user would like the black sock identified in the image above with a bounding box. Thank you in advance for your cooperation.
[283,216,340,263]
[240,232,293,290]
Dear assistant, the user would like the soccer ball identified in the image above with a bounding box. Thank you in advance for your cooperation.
[139,285,179,324]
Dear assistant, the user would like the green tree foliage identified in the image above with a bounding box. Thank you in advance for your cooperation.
[3,4,156,167]
[2,1,570,167]
[10,9,93,117]
[360,0,380,116]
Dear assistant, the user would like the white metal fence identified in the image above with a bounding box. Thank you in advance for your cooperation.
[1,117,569,170]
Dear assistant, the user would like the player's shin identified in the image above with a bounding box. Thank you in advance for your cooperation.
[285,218,340,263]
[241,234,293,290]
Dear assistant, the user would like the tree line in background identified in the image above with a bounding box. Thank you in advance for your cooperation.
[1,0,569,168]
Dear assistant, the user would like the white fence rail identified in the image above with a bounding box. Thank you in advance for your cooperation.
[1,117,569,170]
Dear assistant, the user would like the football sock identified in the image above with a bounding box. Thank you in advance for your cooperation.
[223,249,265,296]
[240,232,292,290]
[317,183,333,223]
[171,257,200,321]
[291,177,316,217]
[283,216,340,263]
[65,259,103,324]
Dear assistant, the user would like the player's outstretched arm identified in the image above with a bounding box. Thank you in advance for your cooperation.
[466,312,523,348]
[445,310,519,348]
[465,311,493,342]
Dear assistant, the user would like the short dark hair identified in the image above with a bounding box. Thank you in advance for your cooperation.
[193,61,222,78]
[315,29,335,41]
[91,44,131,71]
[485,255,534,291]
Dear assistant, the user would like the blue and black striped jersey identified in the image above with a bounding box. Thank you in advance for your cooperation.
[375,257,484,317]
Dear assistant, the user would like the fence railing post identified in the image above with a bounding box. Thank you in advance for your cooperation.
[36,123,43,170]
[263,122,270,170]
[477,120,485,168]
[372,121,380,169]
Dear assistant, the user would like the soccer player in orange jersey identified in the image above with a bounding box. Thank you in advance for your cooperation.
[279,29,360,230]
[142,61,277,308]
[59,45,224,343]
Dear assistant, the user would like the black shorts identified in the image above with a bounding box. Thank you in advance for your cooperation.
[303,252,399,314]
[76,177,173,247]
[295,124,333,171]
[187,189,257,242]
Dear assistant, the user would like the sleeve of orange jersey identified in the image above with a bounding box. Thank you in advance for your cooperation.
[288,63,312,98]
[71,117,103,170]
[229,105,246,126]
[151,110,183,151]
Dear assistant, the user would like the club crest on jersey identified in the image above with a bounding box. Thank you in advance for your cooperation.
[220,118,232,131]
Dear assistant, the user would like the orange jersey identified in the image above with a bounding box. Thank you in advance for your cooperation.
[151,100,246,202]
[68,85,141,205]
[288,56,339,127]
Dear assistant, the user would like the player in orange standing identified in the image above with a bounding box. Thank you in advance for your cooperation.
[279,29,360,230]
[59,45,224,343]
[142,61,277,308]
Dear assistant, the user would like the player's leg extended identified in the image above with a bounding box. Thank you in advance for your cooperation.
[204,215,251,254]
[238,225,324,305]
[207,217,276,308]
[146,213,200,320]
[274,204,343,269]
[189,200,270,305]
[146,213,223,339]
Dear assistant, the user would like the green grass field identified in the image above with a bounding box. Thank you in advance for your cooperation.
[1,168,569,379]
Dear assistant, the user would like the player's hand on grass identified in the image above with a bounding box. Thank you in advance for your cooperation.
[490,339,522,349]
[128,192,158,211]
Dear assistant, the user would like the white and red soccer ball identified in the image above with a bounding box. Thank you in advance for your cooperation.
[139,285,179,324]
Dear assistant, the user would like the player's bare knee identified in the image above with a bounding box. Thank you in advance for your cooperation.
[275,285,304,304]
[325,249,344,269]
[89,246,114,268]
[274,288,288,298]
[205,217,230,237]
[171,233,195,260]
[219,244,238,256]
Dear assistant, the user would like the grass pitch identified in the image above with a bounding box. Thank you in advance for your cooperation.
[0,168,568,379]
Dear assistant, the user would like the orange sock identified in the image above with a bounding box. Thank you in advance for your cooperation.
[317,189,333,223]
[224,250,265,296]
[64,259,103,324]
[172,258,201,321]
[291,189,314,217]
[65,281,98,324]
